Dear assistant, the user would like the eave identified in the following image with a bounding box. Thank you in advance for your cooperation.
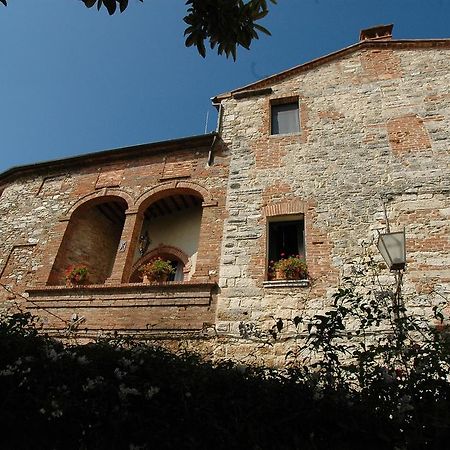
[211,38,450,104]
[0,132,218,187]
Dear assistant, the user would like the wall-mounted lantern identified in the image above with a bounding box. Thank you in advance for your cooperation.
[377,229,406,271]
[138,231,150,255]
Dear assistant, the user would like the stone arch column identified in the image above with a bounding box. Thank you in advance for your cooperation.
[33,219,71,287]
[60,189,134,221]
[134,180,216,212]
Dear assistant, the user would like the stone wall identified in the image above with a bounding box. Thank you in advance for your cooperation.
[0,42,449,367]
[215,44,450,364]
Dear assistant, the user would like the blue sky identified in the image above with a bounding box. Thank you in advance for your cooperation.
[1,0,449,173]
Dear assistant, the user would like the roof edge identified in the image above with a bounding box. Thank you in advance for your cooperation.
[211,38,450,103]
[0,132,218,186]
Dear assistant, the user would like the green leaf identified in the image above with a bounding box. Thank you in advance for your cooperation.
[196,40,206,58]
[119,0,128,13]
[103,0,117,15]
[276,318,283,332]
[252,10,268,20]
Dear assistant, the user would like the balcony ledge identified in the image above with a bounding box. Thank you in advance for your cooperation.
[26,281,218,309]
[25,282,219,333]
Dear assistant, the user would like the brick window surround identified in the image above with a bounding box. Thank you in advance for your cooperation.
[263,199,307,282]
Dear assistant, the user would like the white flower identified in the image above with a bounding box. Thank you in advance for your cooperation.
[398,395,414,413]
[119,384,140,399]
[46,348,58,361]
[114,368,126,380]
[120,358,132,367]
[77,355,89,365]
[82,376,104,391]
[145,386,160,399]
[50,400,63,418]
[313,391,323,400]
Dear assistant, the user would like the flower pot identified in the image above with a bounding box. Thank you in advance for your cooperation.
[275,269,285,280]
[146,273,170,283]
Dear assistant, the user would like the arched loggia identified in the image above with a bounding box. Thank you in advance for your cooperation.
[48,196,128,285]
[129,189,204,282]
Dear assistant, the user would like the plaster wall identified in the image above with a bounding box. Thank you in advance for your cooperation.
[137,206,202,263]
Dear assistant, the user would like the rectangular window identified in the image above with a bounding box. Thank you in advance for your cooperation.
[267,216,306,280]
[268,218,305,262]
[271,101,300,135]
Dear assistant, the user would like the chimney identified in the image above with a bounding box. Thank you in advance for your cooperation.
[359,24,393,41]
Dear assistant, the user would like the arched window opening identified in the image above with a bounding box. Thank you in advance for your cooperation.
[131,192,202,282]
[129,249,190,283]
[48,198,127,285]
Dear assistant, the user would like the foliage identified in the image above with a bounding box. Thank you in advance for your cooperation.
[299,253,450,448]
[2,0,276,60]
[65,264,89,285]
[183,0,276,60]
[139,257,175,282]
[272,255,307,279]
[0,309,393,449]
[1,253,450,448]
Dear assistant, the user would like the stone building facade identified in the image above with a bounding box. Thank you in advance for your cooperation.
[1,26,449,365]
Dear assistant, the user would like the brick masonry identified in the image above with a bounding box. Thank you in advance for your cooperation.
[0,38,449,366]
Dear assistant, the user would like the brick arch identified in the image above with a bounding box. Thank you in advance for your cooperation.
[61,188,133,220]
[263,199,306,217]
[129,245,190,282]
[48,190,131,286]
[134,180,216,212]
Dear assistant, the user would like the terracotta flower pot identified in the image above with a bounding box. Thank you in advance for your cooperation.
[145,273,170,283]
[275,269,285,280]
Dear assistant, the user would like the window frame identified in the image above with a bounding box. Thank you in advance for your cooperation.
[270,97,300,136]
[266,214,306,281]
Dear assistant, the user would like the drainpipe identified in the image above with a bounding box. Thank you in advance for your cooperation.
[207,102,224,166]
